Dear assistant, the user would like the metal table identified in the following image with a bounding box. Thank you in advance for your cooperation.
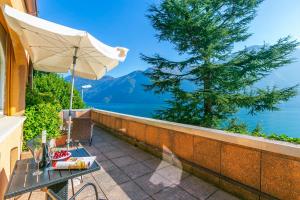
[4,147,100,200]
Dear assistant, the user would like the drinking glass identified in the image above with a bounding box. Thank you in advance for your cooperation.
[33,143,43,176]
[48,139,56,163]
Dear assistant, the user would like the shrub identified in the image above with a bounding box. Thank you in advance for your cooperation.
[23,103,62,150]
[251,124,266,137]
[225,119,248,134]
[225,119,300,144]
[267,133,300,144]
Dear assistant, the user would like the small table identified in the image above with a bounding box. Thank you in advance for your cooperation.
[4,147,100,200]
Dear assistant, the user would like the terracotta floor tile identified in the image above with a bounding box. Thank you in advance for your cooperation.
[134,173,173,195]
[143,158,171,170]
[207,190,241,200]
[156,165,190,185]
[122,163,153,179]
[111,156,138,168]
[179,175,218,199]
[106,181,149,200]
[152,185,198,200]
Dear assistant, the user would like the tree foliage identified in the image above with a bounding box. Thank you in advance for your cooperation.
[24,72,85,149]
[142,0,299,130]
[26,72,85,109]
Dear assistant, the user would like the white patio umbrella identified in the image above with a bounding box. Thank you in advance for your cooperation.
[2,5,128,148]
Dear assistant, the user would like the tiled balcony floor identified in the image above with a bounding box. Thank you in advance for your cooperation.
[19,127,240,200]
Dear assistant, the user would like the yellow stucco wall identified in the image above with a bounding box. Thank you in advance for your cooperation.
[0,0,30,199]
[0,0,29,116]
[0,0,27,14]
[0,123,23,199]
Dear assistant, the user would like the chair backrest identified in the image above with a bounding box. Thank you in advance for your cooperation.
[71,118,92,143]
[62,110,76,120]
[61,110,91,120]
[60,110,93,144]
[75,110,91,118]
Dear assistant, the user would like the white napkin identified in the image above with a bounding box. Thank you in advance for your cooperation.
[53,156,96,170]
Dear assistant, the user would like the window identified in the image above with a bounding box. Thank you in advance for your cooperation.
[0,24,6,115]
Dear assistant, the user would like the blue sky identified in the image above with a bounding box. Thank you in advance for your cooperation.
[38,0,300,78]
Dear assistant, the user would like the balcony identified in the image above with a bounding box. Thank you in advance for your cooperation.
[16,109,300,200]
[17,128,238,200]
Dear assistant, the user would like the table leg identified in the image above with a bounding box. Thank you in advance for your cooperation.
[46,181,68,200]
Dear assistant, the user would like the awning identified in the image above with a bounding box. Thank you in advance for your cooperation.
[2,4,128,80]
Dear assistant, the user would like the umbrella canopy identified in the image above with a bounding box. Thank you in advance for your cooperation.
[2,4,128,80]
[2,4,128,148]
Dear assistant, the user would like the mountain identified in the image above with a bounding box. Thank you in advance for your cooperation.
[65,68,171,104]
[66,48,300,104]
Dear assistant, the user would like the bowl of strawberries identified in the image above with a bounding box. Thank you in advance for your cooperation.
[52,149,72,161]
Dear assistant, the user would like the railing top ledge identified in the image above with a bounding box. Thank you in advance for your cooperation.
[91,108,300,159]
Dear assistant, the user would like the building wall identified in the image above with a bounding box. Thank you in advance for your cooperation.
[0,118,24,199]
[0,1,31,199]
[91,109,300,200]
[0,1,29,116]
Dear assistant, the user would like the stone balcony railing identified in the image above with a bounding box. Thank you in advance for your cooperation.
[86,108,300,200]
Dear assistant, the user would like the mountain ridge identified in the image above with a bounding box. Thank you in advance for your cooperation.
[66,68,169,104]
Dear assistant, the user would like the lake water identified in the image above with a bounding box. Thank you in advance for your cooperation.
[87,97,300,138]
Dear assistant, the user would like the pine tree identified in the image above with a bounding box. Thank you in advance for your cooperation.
[141,0,299,128]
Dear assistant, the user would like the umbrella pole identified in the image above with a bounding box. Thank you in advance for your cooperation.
[67,47,79,150]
